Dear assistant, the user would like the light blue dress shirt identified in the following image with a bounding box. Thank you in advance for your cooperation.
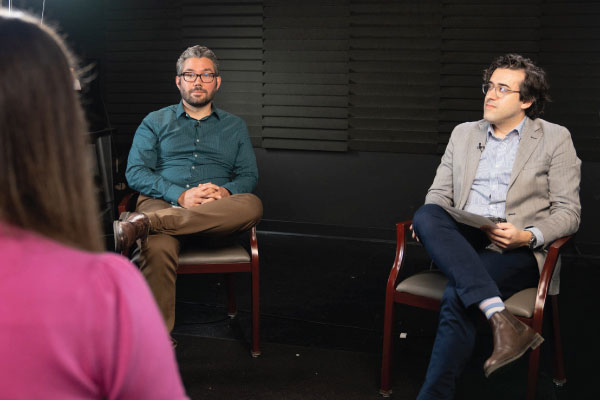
[465,117,544,247]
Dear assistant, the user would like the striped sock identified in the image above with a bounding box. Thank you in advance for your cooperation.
[479,296,505,319]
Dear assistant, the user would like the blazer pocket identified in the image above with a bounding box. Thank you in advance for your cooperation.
[522,155,551,171]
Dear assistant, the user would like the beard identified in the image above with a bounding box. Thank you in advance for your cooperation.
[181,86,216,108]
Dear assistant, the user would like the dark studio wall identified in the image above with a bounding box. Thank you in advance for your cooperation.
[15,0,600,254]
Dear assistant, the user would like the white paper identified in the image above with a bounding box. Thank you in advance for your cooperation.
[440,206,498,229]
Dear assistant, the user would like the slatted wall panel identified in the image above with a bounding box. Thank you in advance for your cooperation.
[439,0,541,151]
[181,0,264,147]
[349,0,441,153]
[540,1,600,161]
[105,0,183,152]
[262,0,349,151]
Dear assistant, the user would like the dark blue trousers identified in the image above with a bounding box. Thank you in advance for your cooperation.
[412,204,539,400]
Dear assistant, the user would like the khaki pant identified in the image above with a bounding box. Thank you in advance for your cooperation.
[135,193,263,332]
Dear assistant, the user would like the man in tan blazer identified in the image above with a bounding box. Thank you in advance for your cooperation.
[411,54,581,399]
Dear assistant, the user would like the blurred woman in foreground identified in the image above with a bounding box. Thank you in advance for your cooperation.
[0,9,188,399]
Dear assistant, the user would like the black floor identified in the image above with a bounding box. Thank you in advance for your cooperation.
[172,231,597,399]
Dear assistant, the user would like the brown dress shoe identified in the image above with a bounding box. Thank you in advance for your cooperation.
[483,309,544,377]
[113,212,150,253]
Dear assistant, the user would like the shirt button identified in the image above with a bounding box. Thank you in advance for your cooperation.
[196,139,200,142]
[186,184,190,188]
[194,154,198,157]
[192,166,195,169]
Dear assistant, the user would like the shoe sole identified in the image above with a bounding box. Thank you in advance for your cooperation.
[484,333,544,378]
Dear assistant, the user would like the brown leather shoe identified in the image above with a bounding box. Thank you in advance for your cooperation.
[483,309,544,377]
[113,212,150,253]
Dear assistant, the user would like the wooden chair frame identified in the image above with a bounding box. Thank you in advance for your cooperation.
[380,220,570,399]
[118,192,261,357]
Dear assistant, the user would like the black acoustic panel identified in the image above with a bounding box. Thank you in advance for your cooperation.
[218,83,263,94]
[350,83,440,96]
[184,4,263,15]
[263,61,348,73]
[443,28,540,41]
[350,118,438,132]
[264,106,347,119]
[350,107,437,120]
[264,28,349,40]
[264,50,348,62]
[181,16,263,26]
[348,140,438,154]
[350,95,439,108]
[106,30,180,41]
[263,117,348,130]
[102,61,173,72]
[182,27,263,38]
[350,49,441,62]
[349,129,438,143]
[214,92,262,104]
[263,128,348,141]
[264,95,348,107]
[262,138,348,152]
[349,0,441,153]
[264,83,349,96]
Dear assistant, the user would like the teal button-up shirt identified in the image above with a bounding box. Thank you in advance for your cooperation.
[126,102,258,205]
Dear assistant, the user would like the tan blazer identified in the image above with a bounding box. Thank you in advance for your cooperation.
[425,117,581,294]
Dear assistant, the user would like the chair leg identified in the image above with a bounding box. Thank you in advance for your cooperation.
[250,263,260,357]
[380,298,395,397]
[225,274,237,318]
[526,345,541,400]
[551,295,567,386]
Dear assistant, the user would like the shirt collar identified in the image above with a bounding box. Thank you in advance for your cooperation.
[487,116,528,140]
[176,101,222,120]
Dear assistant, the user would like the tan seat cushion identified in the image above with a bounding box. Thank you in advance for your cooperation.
[396,270,448,300]
[395,270,536,318]
[178,243,250,265]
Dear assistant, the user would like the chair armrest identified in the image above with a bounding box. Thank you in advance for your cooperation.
[117,192,139,215]
[532,235,572,327]
[385,220,413,294]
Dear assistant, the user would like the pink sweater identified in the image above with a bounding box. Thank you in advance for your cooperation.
[0,225,188,399]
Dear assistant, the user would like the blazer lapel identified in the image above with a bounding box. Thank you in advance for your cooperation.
[508,118,542,190]
[458,120,487,209]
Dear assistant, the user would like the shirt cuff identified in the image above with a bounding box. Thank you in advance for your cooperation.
[525,227,545,249]
[165,184,187,205]
[221,182,238,195]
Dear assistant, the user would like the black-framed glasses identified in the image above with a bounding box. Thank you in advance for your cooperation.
[179,72,218,83]
[482,83,520,98]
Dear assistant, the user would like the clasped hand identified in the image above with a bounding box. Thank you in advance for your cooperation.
[177,183,230,208]
[481,222,531,250]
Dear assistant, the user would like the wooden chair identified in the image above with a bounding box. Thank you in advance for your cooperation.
[118,192,261,357]
[380,220,570,399]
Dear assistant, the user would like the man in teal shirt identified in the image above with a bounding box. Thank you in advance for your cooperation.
[114,45,262,334]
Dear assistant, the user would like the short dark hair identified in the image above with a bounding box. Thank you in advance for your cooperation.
[176,45,219,76]
[483,54,550,119]
[0,10,103,252]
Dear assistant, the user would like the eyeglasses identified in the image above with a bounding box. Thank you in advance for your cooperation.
[179,72,218,83]
[482,83,520,98]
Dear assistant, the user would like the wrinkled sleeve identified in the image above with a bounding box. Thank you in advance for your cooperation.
[425,127,456,208]
[125,116,186,204]
[221,121,258,195]
[90,254,188,400]
[535,128,581,244]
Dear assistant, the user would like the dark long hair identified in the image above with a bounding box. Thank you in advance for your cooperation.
[0,10,103,252]
[483,54,550,119]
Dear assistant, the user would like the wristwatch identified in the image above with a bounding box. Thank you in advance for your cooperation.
[527,232,537,249]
